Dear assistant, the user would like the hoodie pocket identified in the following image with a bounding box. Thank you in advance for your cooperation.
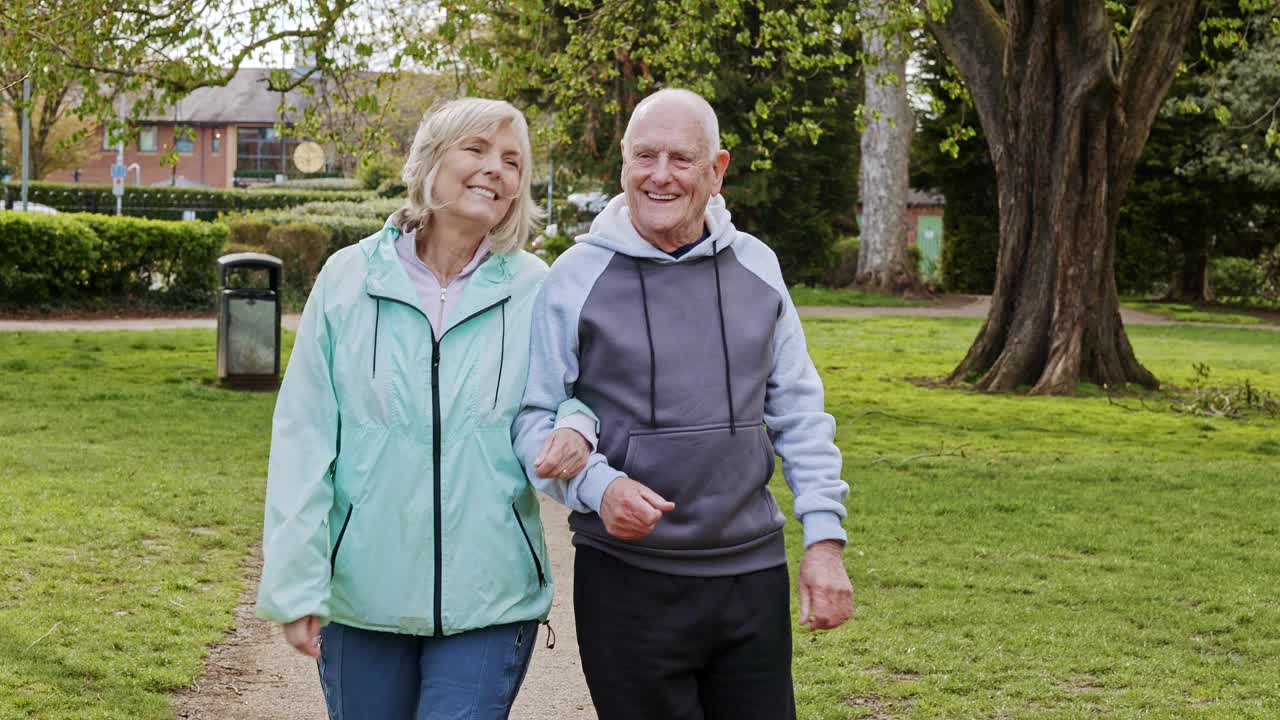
[620,423,784,551]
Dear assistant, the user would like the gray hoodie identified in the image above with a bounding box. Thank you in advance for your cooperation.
[514,194,847,576]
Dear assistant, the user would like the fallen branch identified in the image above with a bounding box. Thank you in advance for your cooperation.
[26,621,61,651]
[854,409,953,427]
[872,443,970,466]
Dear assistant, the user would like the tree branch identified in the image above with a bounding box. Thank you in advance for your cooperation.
[921,0,1009,146]
[1115,0,1200,184]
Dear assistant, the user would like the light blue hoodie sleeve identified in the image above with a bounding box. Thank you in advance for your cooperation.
[514,244,621,512]
[734,237,849,548]
[256,261,340,624]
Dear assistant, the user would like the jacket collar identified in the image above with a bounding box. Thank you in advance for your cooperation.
[361,222,513,329]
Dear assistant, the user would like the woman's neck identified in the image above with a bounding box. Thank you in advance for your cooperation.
[416,222,485,286]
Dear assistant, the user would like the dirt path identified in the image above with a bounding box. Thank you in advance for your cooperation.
[172,495,595,720]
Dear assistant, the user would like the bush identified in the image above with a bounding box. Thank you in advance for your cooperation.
[375,178,408,199]
[532,232,574,265]
[263,223,332,302]
[358,154,403,191]
[278,199,401,219]
[0,211,224,306]
[0,212,102,303]
[262,178,363,191]
[824,236,861,288]
[1210,256,1264,299]
[1,181,373,221]
[939,213,999,294]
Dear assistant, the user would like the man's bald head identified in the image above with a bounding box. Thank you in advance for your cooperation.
[622,89,721,162]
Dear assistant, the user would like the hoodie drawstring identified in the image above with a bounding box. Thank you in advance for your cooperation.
[634,259,658,427]
[711,241,736,434]
[372,298,381,378]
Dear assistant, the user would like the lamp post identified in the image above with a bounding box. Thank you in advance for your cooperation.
[20,77,30,211]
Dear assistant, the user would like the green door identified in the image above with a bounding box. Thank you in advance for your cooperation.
[915,215,943,277]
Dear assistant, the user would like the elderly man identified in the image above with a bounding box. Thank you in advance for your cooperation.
[514,88,852,719]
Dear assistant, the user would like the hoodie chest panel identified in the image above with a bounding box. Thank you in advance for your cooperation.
[576,251,780,432]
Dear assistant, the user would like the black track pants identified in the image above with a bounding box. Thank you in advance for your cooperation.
[573,545,797,720]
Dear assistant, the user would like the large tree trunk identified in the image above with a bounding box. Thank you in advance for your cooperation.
[856,0,922,295]
[928,0,1199,394]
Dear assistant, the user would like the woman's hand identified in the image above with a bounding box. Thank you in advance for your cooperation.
[534,428,591,481]
[283,615,322,659]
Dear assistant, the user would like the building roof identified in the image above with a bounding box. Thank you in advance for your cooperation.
[148,68,314,125]
[907,188,946,207]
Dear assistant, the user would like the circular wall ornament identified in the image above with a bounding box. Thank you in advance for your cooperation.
[293,142,326,174]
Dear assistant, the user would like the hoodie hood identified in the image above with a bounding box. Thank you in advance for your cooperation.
[576,193,737,261]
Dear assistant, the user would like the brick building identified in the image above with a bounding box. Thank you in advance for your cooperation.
[46,69,312,188]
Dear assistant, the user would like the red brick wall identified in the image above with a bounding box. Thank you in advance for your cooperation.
[46,124,236,188]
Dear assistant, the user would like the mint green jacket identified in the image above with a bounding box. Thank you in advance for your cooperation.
[256,224,583,636]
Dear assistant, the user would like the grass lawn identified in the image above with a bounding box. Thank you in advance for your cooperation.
[790,285,923,308]
[2,319,1278,719]
[1123,300,1265,326]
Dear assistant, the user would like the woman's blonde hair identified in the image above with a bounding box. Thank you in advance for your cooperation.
[391,98,542,255]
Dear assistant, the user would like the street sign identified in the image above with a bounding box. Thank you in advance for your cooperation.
[111,163,126,197]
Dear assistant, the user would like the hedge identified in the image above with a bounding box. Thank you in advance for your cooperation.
[0,211,225,306]
[1,181,374,222]
[0,213,102,302]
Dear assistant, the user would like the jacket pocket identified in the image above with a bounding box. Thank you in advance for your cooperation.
[511,504,547,588]
[330,503,354,578]
[620,423,784,551]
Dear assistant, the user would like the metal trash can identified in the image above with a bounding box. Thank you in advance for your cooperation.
[217,252,283,389]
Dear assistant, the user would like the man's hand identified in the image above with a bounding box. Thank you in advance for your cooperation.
[283,615,322,659]
[599,476,675,540]
[797,540,853,631]
[534,428,591,481]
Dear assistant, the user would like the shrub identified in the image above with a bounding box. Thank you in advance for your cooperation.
[375,178,408,199]
[0,212,102,303]
[1,181,373,221]
[824,236,861,288]
[263,223,332,302]
[532,232,574,265]
[358,154,403,191]
[1209,256,1264,299]
[0,212,224,306]
[263,178,363,191]
[67,214,225,305]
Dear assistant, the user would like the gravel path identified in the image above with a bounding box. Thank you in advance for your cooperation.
[172,496,594,720]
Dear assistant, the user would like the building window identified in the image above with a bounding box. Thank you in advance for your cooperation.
[139,126,158,152]
[175,126,195,154]
[236,126,299,175]
[212,131,221,154]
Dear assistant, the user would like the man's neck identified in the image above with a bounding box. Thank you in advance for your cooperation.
[645,223,705,254]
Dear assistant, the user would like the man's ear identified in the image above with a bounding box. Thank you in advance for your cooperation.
[711,149,731,194]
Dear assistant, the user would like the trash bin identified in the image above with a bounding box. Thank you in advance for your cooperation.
[217,252,283,389]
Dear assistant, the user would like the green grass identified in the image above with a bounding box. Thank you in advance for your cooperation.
[1124,300,1265,325]
[780,318,1280,719]
[790,285,923,308]
[0,331,283,719]
[2,320,1278,719]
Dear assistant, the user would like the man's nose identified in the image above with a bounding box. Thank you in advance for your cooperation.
[651,155,673,182]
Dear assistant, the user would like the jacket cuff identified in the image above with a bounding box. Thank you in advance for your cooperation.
[554,412,599,452]
[801,511,847,549]
[577,463,621,513]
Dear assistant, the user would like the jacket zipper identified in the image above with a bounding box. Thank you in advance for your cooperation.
[330,504,354,578]
[511,503,547,587]
[367,291,511,636]
[429,296,512,636]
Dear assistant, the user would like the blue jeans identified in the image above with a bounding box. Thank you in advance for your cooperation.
[317,620,539,720]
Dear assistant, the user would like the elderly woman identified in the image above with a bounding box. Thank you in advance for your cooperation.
[255,98,594,720]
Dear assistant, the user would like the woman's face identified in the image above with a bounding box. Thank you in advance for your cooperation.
[431,122,523,236]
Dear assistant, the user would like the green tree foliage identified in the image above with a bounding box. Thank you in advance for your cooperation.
[436,0,862,282]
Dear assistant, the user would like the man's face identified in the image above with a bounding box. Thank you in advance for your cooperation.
[620,104,730,251]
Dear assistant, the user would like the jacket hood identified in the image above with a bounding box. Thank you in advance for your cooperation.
[576,193,738,261]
